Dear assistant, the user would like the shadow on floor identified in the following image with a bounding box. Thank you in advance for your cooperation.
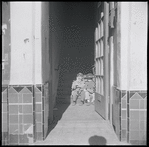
[46,103,70,138]
[88,135,107,145]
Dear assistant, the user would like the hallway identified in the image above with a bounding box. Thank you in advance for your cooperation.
[33,103,130,145]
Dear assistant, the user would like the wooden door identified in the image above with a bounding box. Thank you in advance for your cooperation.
[94,2,109,120]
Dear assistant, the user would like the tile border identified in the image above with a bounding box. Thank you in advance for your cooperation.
[2,83,50,145]
[116,88,147,145]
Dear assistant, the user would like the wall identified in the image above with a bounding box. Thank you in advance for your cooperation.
[129,2,147,90]
[10,2,34,85]
[50,2,64,107]
[10,2,43,85]
[114,2,147,145]
[2,2,11,85]
[120,2,147,90]
[2,2,62,145]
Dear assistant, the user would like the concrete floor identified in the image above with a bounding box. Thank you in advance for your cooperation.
[33,103,131,145]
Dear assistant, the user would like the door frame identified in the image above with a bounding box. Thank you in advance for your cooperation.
[94,2,109,120]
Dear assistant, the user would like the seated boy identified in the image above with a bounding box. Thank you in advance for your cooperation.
[84,73,95,106]
[71,73,85,106]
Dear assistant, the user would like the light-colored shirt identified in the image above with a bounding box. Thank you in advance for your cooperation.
[72,79,85,90]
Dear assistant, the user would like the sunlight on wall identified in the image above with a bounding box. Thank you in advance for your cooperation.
[10,2,42,84]
[120,2,147,90]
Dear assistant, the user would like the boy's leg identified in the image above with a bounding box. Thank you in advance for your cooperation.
[71,90,78,105]
[79,90,85,106]
[85,91,90,102]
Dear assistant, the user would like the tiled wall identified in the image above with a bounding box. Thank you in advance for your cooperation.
[2,86,9,145]
[114,88,147,145]
[8,85,34,145]
[128,90,147,145]
[1,83,49,145]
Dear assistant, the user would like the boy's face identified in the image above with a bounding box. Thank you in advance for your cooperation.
[77,76,83,81]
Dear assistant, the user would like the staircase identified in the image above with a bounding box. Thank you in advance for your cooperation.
[56,72,77,104]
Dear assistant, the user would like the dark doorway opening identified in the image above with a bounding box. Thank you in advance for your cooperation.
[48,2,96,137]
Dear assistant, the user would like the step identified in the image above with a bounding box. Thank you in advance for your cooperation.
[57,96,71,99]
[57,88,71,91]
[58,84,72,87]
[57,94,71,98]
[57,92,71,95]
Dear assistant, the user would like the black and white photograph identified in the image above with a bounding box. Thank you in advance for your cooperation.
[1,1,147,145]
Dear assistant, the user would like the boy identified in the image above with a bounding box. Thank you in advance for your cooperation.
[71,73,85,106]
[84,73,95,106]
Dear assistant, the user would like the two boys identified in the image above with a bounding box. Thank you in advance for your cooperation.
[71,73,95,106]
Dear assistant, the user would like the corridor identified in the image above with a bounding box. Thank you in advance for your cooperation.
[33,103,130,145]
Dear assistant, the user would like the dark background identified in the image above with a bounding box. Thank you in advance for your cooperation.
[59,2,96,74]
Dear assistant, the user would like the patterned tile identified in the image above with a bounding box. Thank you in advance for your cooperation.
[139,140,146,145]
[42,85,44,96]
[19,115,23,123]
[36,123,42,132]
[37,86,42,92]
[13,87,24,93]
[121,92,126,99]
[2,123,8,132]
[2,103,7,112]
[140,121,146,131]
[121,99,126,108]
[121,95,126,100]
[22,105,33,114]
[34,86,41,93]
[9,115,18,124]
[129,131,139,140]
[2,132,8,145]
[35,104,42,112]
[20,87,31,94]
[23,94,32,103]
[129,99,139,109]
[130,110,139,120]
[8,87,17,93]
[9,124,18,134]
[2,92,7,102]
[8,93,18,103]
[19,134,28,144]
[24,124,32,133]
[23,115,33,123]
[139,131,146,140]
[130,93,142,100]
[138,92,147,99]
[130,120,139,131]
[130,139,139,145]
[9,134,19,144]
[144,99,147,109]
[26,86,33,93]
[139,111,146,120]
[139,99,145,109]
[129,92,136,98]
[36,132,43,141]
[121,119,127,129]
[24,124,33,134]
[121,129,127,139]
[2,86,7,92]
[2,112,7,123]
[35,113,42,123]
[35,93,42,102]
[9,105,19,114]
[121,110,126,119]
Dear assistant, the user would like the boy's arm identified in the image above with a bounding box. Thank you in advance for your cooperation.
[71,81,77,90]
